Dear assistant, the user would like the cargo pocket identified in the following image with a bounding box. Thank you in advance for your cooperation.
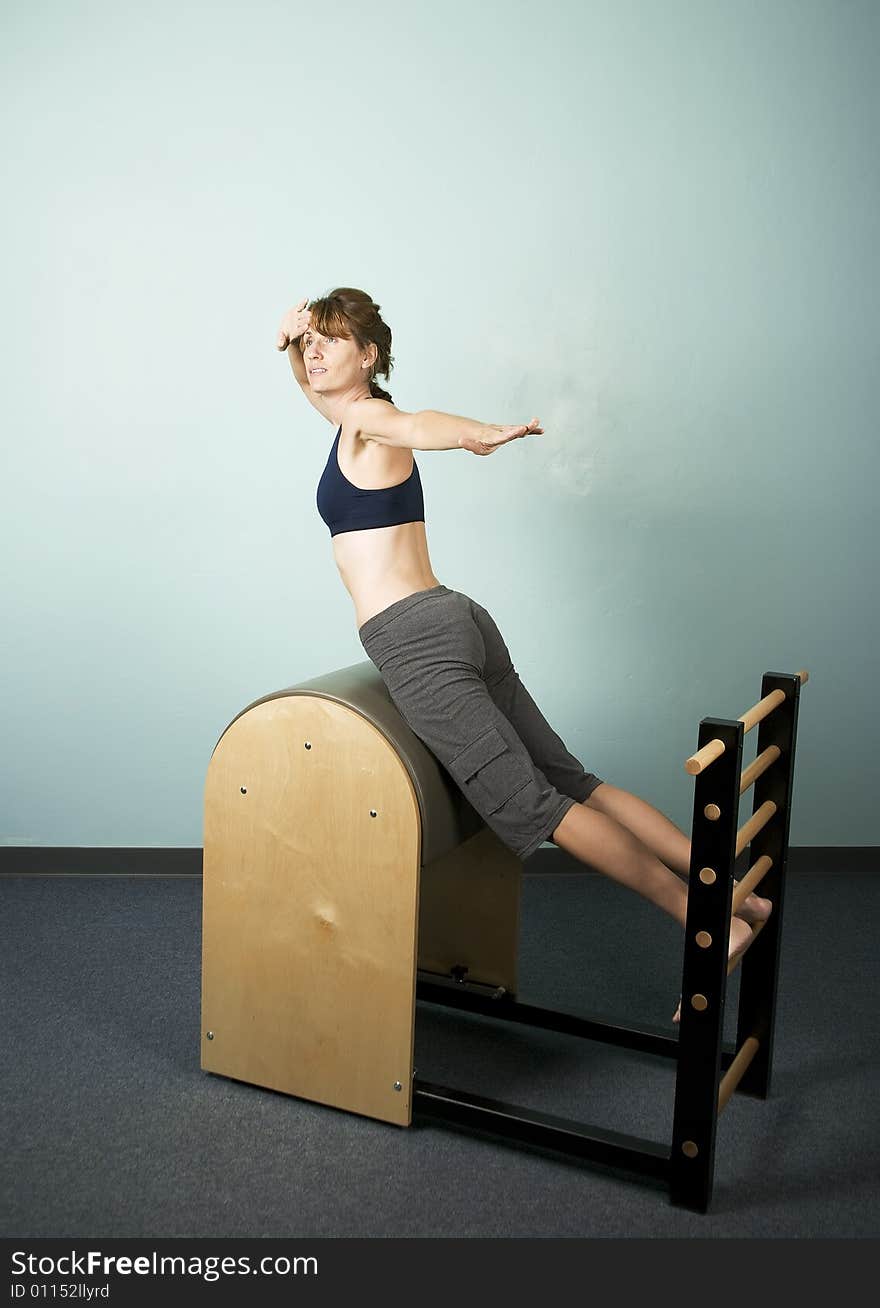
[448,726,533,814]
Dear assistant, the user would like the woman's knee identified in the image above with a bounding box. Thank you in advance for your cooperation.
[583,780,610,811]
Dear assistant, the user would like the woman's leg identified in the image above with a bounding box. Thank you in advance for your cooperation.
[584,783,690,873]
[359,587,589,864]
[551,799,762,1024]
[582,783,772,924]
[549,801,754,969]
[461,596,759,1005]
[469,599,604,804]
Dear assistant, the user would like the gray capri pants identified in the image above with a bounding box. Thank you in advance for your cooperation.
[358,584,604,861]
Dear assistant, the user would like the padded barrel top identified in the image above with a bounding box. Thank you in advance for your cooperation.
[212,660,482,866]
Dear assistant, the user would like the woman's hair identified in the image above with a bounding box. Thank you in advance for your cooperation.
[303,287,394,403]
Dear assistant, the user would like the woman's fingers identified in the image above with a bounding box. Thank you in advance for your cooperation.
[459,420,545,454]
[485,417,543,440]
[491,421,543,444]
[276,297,311,349]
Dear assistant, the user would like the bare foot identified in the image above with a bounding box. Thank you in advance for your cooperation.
[735,887,773,927]
[672,917,755,1024]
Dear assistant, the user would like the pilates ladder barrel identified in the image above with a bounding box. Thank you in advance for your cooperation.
[201,661,808,1213]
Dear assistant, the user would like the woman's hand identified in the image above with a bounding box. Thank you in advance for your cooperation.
[276,297,311,351]
[458,417,544,455]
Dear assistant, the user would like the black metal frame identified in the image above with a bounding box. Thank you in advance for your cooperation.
[412,670,803,1212]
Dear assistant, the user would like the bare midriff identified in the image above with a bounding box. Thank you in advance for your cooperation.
[332,422,443,632]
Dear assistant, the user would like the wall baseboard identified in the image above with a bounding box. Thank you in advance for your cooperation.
[0,848,201,876]
[0,846,876,877]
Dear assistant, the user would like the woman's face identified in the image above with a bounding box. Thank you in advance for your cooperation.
[302,326,375,395]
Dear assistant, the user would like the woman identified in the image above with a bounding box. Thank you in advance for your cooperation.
[275,287,769,1021]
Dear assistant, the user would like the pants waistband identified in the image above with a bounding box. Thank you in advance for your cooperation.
[358,585,452,643]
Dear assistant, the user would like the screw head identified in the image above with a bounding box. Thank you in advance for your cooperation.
[206,1031,214,1041]
[393,1081,402,1092]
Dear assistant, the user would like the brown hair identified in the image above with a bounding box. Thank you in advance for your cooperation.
[302,287,395,403]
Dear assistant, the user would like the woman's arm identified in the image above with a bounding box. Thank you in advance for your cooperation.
[285,339,309,386]
[276,298,336,423]
[348,399,543,454]
[285,341,335,421]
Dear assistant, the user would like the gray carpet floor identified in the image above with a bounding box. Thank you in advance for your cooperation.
[1,857,878,1238]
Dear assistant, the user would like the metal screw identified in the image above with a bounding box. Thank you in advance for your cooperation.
[393,1081,402,1092]
[691,993,708,1011]
[206,1031,214,1040]
[682,1140,699,1158]
[304,742,311,750]
[696,931,712,949]
[240,787,247,795]
[370,810,377,818]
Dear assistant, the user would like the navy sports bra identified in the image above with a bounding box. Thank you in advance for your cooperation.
[316,425,425,538]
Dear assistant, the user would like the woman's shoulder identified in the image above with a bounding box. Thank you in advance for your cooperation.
[342,397,417,450]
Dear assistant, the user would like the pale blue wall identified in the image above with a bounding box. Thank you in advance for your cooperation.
[2,0,876,849]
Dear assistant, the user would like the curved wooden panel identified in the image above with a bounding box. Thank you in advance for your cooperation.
[201,694,421,1126]
[211,661,483,867]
